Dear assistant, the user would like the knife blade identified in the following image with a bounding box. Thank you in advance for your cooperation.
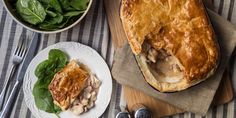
[115,88,131,118]
[119,88,127,112]
[0,33,40,118]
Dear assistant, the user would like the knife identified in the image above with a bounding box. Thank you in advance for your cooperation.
[115,88,131,118]
[0,33,40,118]
[119,88,127,112]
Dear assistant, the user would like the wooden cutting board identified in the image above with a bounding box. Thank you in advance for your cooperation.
[103,0,234,117]
[123,69,233,117]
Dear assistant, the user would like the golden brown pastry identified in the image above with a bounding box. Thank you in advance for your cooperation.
[120,0,219,92]
[48,60,88,110]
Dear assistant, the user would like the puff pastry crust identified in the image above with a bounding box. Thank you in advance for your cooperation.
[120,0,219,92]
[48,60,88,110]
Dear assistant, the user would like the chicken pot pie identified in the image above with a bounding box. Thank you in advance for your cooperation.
[48,60,89,110]
[120,0,219,92]
[48,60,101,114]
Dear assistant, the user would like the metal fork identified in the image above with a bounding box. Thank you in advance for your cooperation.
[0,32,29,111]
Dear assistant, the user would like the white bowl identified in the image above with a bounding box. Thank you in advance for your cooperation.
[2,0,93,34]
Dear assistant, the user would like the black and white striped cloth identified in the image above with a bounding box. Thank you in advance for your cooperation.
[0,0,235,118]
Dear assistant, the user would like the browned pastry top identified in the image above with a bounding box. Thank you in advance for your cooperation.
[48,60,88,110]
[120,0,219,83]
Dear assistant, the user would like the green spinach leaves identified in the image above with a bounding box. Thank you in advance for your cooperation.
[16,0,46,25]
[33,49,68,114]
[70,0,89,11]
[16,0,89,30]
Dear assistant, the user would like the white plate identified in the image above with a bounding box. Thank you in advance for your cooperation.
[23,42,112,118]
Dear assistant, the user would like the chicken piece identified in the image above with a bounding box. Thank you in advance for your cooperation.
[90,91,97,101]
[87,101,94,109]
[71,104,84,115]
[147,48,158,63]
[81,98,89,106]
[83,92,91,99]
[84,86,93,93]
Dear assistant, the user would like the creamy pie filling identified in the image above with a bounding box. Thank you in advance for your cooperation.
[143,43,184,83]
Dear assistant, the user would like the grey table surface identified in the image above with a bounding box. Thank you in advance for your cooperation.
[0,0,236,118]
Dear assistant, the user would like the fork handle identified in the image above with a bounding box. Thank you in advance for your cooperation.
[0,81,21,118]
[0,65,17,111]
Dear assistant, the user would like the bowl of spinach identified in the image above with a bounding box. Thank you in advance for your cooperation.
[2,0,92,33]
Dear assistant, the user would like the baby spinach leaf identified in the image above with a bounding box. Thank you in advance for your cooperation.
[33,84,48,97]
[16,0,46,25]
[34,91,55,112]
[46,10,57,17]
[49,49,67,63]
[57,17,71,27]
[37,0,48,4]
[59,0,74,11]
[38,0,62,13]
[39,17,70,30]
[54,104,62,114]
[53,14,64,24]
[38,15,65,30]
[64,11,84,17]
[49,0,63,13]
[38,23,59,31]
[45,13,64,24]
[70,0,89,11]
[35,60,54,78]
[34,75,54,90]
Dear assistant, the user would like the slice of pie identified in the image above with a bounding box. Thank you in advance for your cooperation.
[48,60,88,110]
[120,0,219,92]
